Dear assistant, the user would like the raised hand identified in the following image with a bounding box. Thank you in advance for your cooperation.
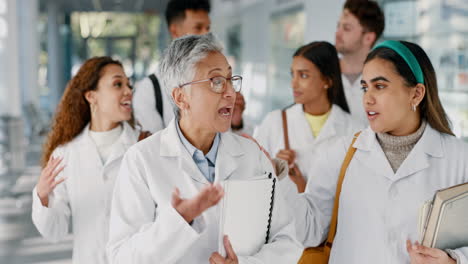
[209,235,239,264]
[276,149,296,169]
[36,156,66,207]
[406,240,456,264]
[171,183,224,223]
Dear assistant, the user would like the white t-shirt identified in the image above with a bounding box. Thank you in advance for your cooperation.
[89,124,123,164]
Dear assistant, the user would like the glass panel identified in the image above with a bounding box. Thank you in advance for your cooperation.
[110,38,135,78]
[266,7,305,116]
[71,12,161,81]
[86,38,106,57]
[380,0,468,140]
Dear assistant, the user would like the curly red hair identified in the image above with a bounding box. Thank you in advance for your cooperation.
[41,56,129,167]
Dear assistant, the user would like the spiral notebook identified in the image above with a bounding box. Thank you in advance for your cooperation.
[420,182,468,249]
[218,173,276,257]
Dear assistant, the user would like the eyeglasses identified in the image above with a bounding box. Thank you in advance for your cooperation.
[179,75,243,93]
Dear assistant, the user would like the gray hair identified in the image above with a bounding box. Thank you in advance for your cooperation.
[158,33,224,115]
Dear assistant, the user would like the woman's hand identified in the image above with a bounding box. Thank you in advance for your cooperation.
[289,166,306,193]
[36,156,66,207]
[171,183,224,223]
[407,240,456,264]
[275,149,306,192]
[209,235,239,264]
[276,149,296,169]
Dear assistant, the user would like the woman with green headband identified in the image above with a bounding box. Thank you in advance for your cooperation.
[290,40,467,264]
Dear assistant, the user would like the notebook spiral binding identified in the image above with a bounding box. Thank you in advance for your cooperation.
[265,173,276,243]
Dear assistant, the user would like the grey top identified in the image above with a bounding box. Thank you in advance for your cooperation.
[377,120,427,173]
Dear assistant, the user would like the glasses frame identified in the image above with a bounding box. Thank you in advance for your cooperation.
[179,75,243,93]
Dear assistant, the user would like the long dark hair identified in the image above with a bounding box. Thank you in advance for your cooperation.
[365,41,453,136]
[293,41,350,113]
[41,56,130,167]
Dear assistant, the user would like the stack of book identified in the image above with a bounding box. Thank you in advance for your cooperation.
[419,182,468,249]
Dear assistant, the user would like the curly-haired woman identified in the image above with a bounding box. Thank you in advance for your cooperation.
[32,56,139,264]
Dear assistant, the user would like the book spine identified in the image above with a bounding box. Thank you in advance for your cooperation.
[265,177,276,243]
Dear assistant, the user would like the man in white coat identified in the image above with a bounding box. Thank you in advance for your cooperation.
[107,33,302,264]
[132,0,211,133]
[335,0,384,124]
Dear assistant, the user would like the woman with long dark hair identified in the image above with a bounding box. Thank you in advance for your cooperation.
[254,41,363,194]
[32,57,139,264]
[294,40,467,263]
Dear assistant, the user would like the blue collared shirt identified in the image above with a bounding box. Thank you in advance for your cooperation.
[176,121,220,183]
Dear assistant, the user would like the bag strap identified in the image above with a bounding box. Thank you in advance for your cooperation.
[281,110,290,150]
[149,74,164,121]
[324,131,362,249]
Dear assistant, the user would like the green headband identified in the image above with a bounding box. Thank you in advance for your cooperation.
[373,40,424,84]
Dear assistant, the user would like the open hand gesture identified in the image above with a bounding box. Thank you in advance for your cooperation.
[172,183,224,223]
[36,156,66,207]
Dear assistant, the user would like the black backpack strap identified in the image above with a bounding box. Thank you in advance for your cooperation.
[148,74,164,121]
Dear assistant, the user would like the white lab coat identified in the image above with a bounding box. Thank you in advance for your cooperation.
[342,73,368,125]
[253,104,364,197]
[292,124,468,264]
[132,75,175,133]
[107,119,302,264]
[32,122,138,264]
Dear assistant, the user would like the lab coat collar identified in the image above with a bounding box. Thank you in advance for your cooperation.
[215,133,244,181]
[75,122,137,168]
[104,122,138,166]
[288,104,315,145]
[288,104,339,144]
[314,104,341,142]
[160,120,208,184]
[342,73,362,88]
[393,124,444,180]
[353,123,444,181]
[160,119,182,157]
[161,119,244,183]
[353,123,443,157]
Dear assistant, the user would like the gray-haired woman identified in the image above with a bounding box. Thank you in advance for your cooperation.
[106,33,302,264]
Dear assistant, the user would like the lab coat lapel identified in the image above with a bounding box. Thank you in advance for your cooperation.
[289,104,315,148]
[77,124,103,169]
[104,122,137,168]
[160,119,210,185]
[314,105,338,143]
[215,133,244,182]
[393,125,443,181]
[353,127,395,178]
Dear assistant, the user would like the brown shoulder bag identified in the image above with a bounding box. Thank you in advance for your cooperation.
[297,131,361,264]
